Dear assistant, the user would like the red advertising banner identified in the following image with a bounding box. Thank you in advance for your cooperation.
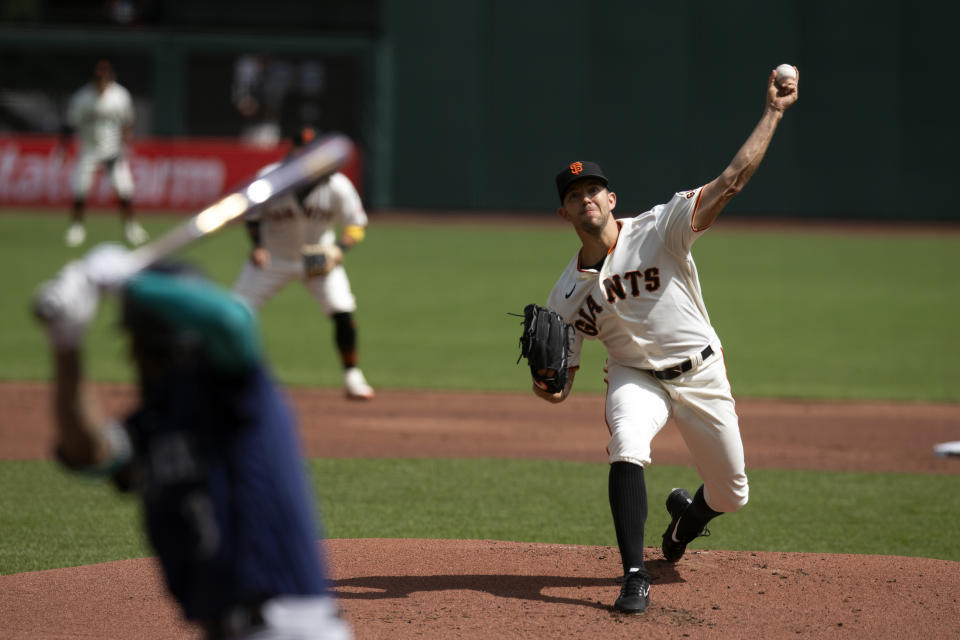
[0,135,362,212]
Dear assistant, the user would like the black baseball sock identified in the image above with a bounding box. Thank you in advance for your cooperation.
[71,199,85,223]
[677,484,723,540]
[608,461,648,575]
[333,312,357,368]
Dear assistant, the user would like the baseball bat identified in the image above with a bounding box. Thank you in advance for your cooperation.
[125,133,353,272]
[34,134,353,321]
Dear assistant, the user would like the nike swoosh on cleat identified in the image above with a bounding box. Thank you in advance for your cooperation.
[671,517,683,543]
[564,284,576,298]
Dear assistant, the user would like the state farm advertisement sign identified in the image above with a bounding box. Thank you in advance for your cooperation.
[0,136,361,211]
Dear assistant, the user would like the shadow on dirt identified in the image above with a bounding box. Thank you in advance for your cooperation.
[331,561,685,612]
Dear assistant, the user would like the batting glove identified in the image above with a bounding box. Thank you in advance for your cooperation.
[83,243,138,293]
[33,261,100,349]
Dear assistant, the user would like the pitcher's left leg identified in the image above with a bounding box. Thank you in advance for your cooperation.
[662,356,747,561]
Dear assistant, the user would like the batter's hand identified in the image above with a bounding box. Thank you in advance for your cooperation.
[767,66,798,112]
[33,261,100,349]
[250,247,271,268]
[82,243,138,292]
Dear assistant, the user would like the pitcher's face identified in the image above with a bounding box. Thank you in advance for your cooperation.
[558,179,616,233]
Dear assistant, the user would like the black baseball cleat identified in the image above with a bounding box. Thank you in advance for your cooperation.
[661,487,710,563]
[613,569,651,614]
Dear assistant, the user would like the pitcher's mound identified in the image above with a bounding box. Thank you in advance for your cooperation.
[329,539,959,639]
[4,538,958,639]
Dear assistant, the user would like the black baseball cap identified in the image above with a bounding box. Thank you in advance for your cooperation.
[555,160,608,201]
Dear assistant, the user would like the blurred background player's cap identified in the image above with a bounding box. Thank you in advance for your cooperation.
[555,160,608,202]
[293,125,317,148]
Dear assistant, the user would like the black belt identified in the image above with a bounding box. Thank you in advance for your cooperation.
[649,346,714,380]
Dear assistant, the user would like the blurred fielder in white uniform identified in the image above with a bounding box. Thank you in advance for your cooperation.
[233,126,374,400]
[533,67,799,614]
[61,60,148,248]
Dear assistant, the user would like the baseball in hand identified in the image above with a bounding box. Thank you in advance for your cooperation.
[775,63,797,87]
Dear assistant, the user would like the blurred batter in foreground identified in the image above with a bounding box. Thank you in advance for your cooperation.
[36,244,351,640]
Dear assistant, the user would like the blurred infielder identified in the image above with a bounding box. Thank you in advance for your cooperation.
[60,60,148,248]
[532,67,799,613]
[233,126,374,400]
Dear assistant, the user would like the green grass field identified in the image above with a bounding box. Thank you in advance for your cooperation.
[2,459,958,575]
[3,212,959,401]
[1,210,958,576]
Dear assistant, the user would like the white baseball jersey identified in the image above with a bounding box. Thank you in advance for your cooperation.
[233,170,367,314]
[546,186,720,371]
[66,81,134,160]
[248,169,367,261]
[545,185,748,513]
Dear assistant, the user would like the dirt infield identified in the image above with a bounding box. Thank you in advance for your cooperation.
[2,382,959,639]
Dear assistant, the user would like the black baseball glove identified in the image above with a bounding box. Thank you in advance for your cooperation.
[516,303,572,394]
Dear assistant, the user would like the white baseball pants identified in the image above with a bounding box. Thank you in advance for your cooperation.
[604,349,748,513]
[233,258,357,314]
[70,151,134,200]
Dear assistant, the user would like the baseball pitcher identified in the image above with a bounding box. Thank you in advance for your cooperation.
[527,66,799,614]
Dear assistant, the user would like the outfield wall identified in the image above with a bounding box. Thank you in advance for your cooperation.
[382,0,959,221]
[0,0,957,220]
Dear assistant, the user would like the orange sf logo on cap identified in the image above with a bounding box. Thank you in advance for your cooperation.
[569,162,583,175]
